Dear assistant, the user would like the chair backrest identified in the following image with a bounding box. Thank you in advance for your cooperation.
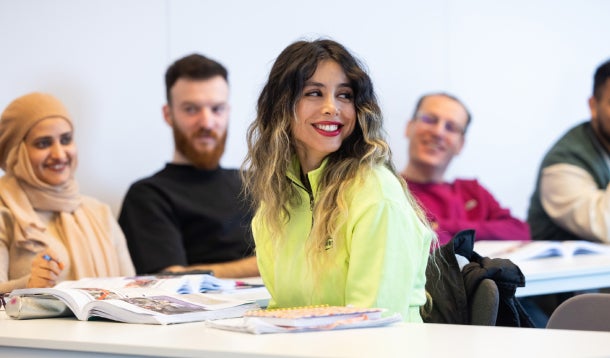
[469,278,499,326]
[546,293,610,331]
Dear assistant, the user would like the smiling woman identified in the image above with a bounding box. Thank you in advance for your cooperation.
[24,117,77,187]
[242,39,436,323]
[0,92,135,293]
[293,59,357,173]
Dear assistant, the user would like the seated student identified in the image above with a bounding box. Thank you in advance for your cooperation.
[401,93,550,327]
[526,59,610,319]
[0,92,135,292]
[242,38,435,322]
[118,54,257,278]
[401,93,530,245]
[528,58,610,243]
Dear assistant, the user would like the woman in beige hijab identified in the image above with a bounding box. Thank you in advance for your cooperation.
[0,92,134,292]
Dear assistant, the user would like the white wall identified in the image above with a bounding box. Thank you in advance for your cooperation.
[1,0,609,222]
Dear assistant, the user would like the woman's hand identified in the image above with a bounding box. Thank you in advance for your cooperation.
[27,251,65,288]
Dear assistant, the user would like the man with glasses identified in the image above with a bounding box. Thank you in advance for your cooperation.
[401,93,530,245]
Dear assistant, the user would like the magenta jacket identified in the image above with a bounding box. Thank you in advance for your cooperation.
[405,178,531,246]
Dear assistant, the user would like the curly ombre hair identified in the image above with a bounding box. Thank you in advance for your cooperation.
[242,38,428,254]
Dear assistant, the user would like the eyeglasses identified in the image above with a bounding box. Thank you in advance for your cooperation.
[414,113,465,135]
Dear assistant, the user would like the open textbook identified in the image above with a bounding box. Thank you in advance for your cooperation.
[474,240,610,261]
[206,305,402,334]
[5,274,259,324]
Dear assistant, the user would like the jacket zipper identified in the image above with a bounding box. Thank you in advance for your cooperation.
[288,177,315,232]
[288,177,314,212]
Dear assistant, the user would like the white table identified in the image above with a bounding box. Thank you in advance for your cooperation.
[228,249,610,300]
[474,241,610,297]
[1,312,610,358]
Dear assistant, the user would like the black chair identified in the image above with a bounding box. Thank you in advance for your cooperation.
[470,278,500,325]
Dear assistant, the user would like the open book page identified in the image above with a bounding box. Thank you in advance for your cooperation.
[6,274,242,321]
[210,286,271,309]
[206,277,271,308]
[82,293,259,324]
[6,287,114,320]
[206,312,402,334]
[52,274,234,294]
[6,289,258,324]
[474,240,610,261]
[7,286,190,320]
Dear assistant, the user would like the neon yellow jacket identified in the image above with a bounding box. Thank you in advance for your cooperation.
[253,158,433,322]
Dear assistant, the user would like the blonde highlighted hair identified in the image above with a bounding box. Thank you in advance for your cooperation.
[242,38,430,256]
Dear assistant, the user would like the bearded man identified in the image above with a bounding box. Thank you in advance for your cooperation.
[119,54,257,277]
[528,58,610,243]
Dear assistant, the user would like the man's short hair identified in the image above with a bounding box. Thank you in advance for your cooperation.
[593,58,610,100]
[165,53,228,103]
[411,92,472,134]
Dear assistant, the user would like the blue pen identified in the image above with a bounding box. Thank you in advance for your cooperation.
[42,254,64,269]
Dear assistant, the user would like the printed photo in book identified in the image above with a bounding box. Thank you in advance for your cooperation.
[474,240,610,261]
[206,305,402,334]
[5,274,259,324]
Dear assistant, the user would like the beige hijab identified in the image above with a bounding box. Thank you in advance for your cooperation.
[0,92,121,278]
